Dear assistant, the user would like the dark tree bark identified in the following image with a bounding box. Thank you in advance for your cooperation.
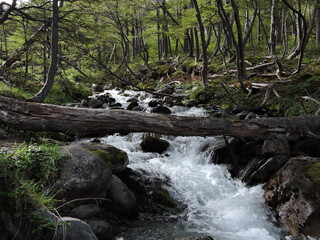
[316,6,320,46]
[269,0,285,77]
[216,0,246,92]
[192,0,209,86]
[0,0,17,24]
[1,96,320,140]
[31,0,59,102]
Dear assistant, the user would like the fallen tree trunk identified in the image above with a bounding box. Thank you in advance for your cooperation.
[0,96,319,139]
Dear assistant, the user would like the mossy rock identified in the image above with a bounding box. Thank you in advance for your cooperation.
[81,142,129,173]
[140,136,169,154]
[152,187,177,208]
[308,162,320,184]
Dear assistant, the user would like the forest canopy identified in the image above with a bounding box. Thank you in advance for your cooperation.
[0,0,319,105]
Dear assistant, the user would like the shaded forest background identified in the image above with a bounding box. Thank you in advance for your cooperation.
[0,0,320,115]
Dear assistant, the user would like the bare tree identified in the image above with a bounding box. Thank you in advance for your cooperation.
[31,0,59,102]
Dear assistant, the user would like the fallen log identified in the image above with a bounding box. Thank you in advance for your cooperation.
[0,96,319,139]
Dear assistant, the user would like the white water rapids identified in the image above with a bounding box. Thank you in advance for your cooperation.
[97,90,287,240]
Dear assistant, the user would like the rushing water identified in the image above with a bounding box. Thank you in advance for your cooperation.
[97,90,285,240]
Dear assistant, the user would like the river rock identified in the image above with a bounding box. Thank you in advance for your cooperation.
[262,134,290,156]
[59,217,98,240]
[84,219,113,240]
[127,101,139,110]
[96,95,110,103]
[127,97,138,103]
[88,98,104,108]
[186,99,198,108]
[163,96,173,105]
[140,136,169,154]
[108,102,122,108]
[107,175,138,215]
[80,142,129,173]
[106,97,116,104]
[291,137,320,157]
[131,106,144,111]
[151,105,172,114]
[80,99,89,107]
[264,156,320,238]
[68,204,103,220]
[54,145,112,201]
[212,138,247,165]
[241,134,290,185]
[92,84,104,93]
[241,155,289,185]
[148,100,160,107]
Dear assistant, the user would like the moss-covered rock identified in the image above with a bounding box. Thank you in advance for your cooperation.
[264,156,320,238]
[140,136,169,154]
[80,142,129,173]
[308,162,320,184]
[152,187,177,208]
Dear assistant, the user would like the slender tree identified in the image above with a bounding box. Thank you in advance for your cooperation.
[32,0,59,102]
[192,0,209,87]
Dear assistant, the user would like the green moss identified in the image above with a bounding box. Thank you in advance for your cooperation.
[87,149,128,166]
[308,162,320,184]
[153,187,177,208]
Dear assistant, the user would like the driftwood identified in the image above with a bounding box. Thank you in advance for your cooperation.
[0,96,319,139]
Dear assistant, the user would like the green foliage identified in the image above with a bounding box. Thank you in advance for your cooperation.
[0,143,62,235]
[0,82,30,100]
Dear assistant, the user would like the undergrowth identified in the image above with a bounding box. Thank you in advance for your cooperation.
[0,142,62,239]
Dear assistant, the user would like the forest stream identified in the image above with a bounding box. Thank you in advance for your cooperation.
[92,90,286,240]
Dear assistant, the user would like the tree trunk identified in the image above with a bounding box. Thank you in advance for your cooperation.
[31,0,59,102]
[316,6,320,45]
[1,96,319,139]
[192,0,209,86]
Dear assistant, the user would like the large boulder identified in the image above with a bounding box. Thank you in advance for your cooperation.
[264,156,320,238]
[68,204,103,220]
[80,142,129,173]
[140,136,169,154]
[262,134,290,156]
[84,219,113,240]
[59,217,98,240]
[291,137,320,157]
[241,155,289,185]
[241,134,290,185]
[54,145,112,201]
[116,168,181,215]
[107,175,138,215]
